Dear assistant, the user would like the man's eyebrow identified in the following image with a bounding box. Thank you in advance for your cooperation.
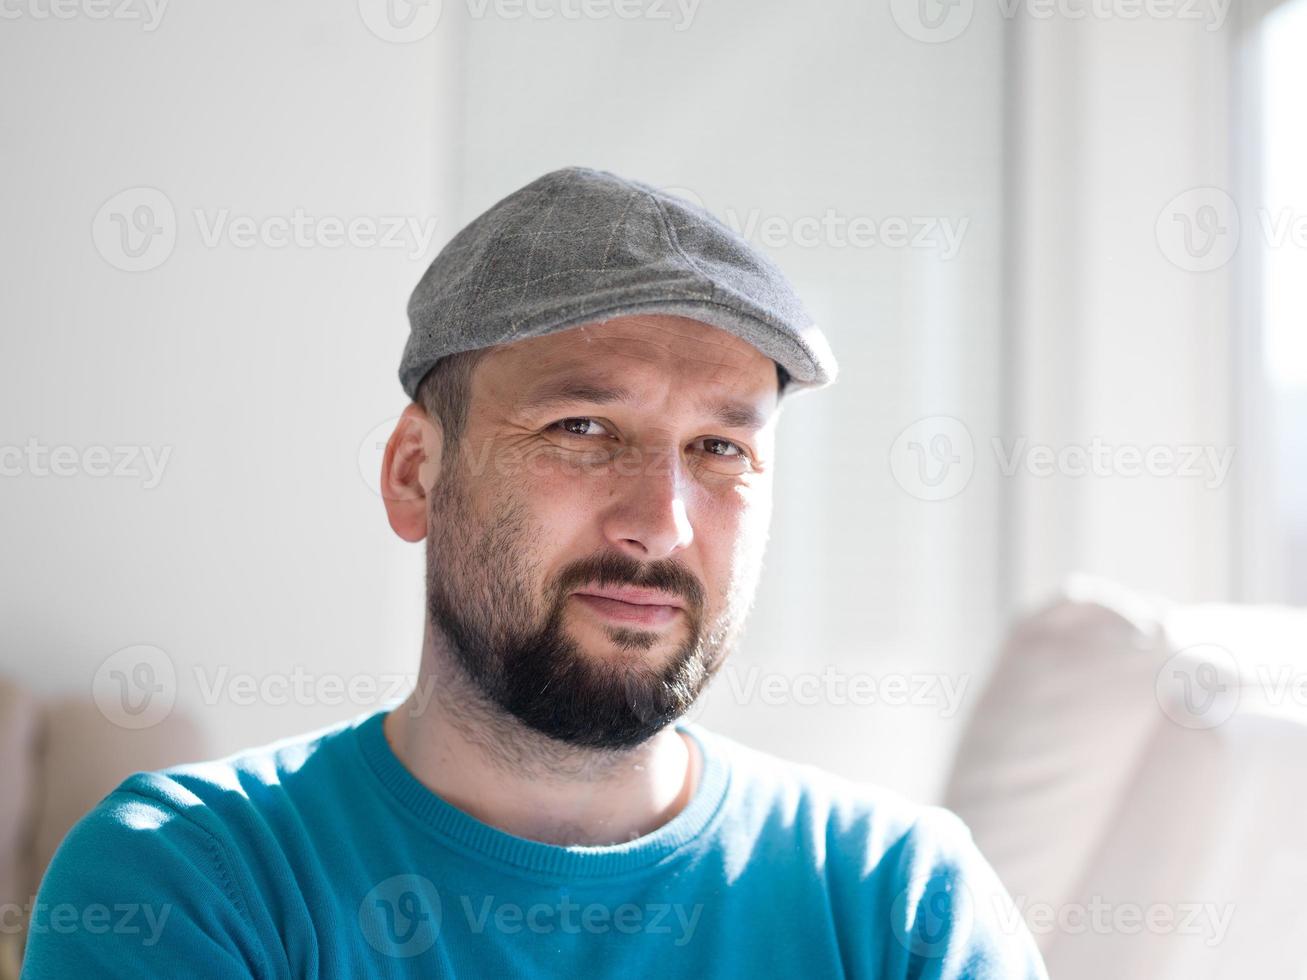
[518,379,636,413]
[517,378,768,431]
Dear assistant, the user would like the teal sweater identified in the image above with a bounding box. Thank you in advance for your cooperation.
[22,710,1046,978]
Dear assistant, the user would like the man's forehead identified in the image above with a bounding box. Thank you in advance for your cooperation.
[478,317,780,425]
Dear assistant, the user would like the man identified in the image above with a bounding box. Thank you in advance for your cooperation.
[24,167,1047,978]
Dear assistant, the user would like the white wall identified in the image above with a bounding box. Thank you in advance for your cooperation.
[0,0,1009,804]
[0,2,455,750]
[1005,4,1238,612]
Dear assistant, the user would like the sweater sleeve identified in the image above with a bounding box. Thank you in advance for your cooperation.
[885,806,1049,980]
[20,786,272,980]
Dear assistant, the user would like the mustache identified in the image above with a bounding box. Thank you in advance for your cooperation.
[551,550,706,614]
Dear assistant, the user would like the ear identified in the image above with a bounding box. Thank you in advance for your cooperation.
[381,403,443,543]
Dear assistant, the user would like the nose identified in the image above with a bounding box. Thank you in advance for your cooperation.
[600,446,695,561]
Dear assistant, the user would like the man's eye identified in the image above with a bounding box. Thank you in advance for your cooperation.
[552,417,611,438]
[699,437,746,459]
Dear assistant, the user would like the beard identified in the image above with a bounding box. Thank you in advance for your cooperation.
[424,456,744,751]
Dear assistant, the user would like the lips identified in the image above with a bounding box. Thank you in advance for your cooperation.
[569,585,684,627]
[572,585,685,608]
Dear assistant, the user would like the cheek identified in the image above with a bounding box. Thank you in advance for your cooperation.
[491,461,595,565]
[719,481,773,587]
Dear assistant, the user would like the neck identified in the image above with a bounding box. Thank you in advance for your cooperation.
[383,631,702,846]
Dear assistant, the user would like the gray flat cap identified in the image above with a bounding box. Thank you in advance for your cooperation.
[400,166,838,399]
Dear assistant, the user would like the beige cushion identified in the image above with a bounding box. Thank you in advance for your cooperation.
[0,678,207,978]
[0,679,38,910]
[30,698,206,882]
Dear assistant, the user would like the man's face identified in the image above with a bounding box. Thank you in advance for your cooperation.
[422,314,781,750]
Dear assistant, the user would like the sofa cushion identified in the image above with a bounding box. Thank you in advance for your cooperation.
[945,575,1307,979]
[0,679,38,910]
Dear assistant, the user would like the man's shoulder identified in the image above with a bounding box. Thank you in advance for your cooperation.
[65,709,375,859]
[690,721,972,856]
[689,722,1001,911]
[19,714,371,979]
[691,725,1048,977]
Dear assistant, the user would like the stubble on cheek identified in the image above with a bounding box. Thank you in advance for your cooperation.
[428,458,548,646]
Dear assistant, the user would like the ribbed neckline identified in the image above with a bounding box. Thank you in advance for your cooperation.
[352,709,731,881]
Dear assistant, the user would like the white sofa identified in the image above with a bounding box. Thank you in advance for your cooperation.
[945,576,1307,979]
